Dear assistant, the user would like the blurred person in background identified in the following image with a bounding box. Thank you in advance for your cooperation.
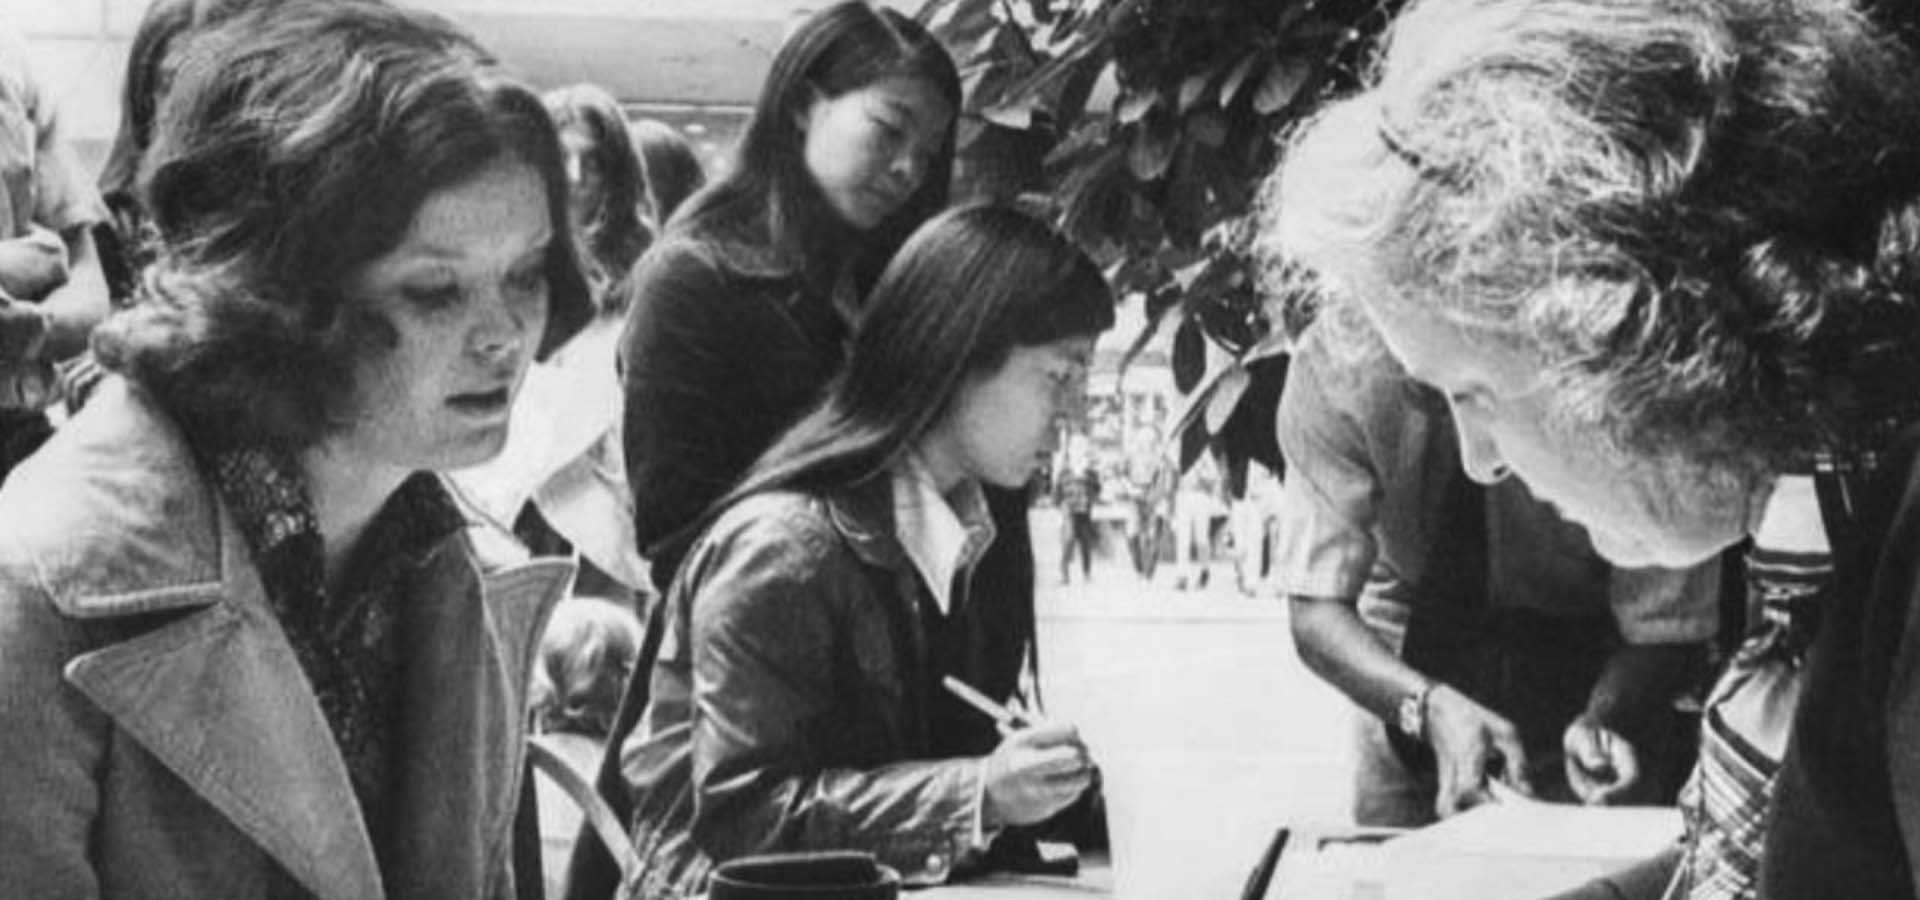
[1052,433,1101,584]
[530,596,645,900]
[628,117,706,231]
[546,83,650,296]
[1123,435,1176,579]
[0,4,591,896]
[1229,465,1282,595]
[1168,454,1225,591]
[0,25,109,483]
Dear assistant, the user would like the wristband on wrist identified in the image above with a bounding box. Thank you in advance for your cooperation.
[1396,681,1438,742]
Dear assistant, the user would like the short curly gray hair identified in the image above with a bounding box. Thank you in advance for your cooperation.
[1261,0,1920,476]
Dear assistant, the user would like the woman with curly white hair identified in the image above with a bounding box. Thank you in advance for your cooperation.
[1262,0,1920,896]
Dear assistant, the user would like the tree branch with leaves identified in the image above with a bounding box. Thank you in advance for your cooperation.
[920,0,1404,493]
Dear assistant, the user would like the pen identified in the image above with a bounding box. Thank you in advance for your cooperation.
[941,675,1028,729]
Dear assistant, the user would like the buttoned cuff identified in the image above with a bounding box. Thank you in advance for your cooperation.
[867,760,982,886]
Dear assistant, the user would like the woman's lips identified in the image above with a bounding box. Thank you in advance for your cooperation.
[866,187,906,216]
[447,387,510,416]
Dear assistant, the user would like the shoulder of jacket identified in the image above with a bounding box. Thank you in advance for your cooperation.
[705,491,840,549]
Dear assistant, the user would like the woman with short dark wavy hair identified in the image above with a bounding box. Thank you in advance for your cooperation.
[1262,0,1920,895]
[97,2,590,446]
[0,3,589,896]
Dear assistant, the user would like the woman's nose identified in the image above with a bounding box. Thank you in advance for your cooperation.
[890,146,926,190]
[469,293,529,362]
[1453,413,1511,484]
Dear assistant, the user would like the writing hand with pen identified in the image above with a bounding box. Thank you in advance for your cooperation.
[944,676,1098,827]
[1423,684,1534,817]
[1562,714,1640,805]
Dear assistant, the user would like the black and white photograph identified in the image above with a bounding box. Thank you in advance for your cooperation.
[6,0,1920,897]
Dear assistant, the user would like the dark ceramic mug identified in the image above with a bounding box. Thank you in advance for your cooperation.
[707,851,901,900]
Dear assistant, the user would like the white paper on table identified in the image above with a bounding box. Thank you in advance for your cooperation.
[1376,801,1682,900]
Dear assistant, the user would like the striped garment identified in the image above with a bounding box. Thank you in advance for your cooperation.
[1668,502,1830,900]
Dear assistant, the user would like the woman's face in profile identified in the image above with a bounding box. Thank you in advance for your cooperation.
[334,157,554,474]
[926,335,1096,490]
[1359,295,1770,568]
[798,75,951,230]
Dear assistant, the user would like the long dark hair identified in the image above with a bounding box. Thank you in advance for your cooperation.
[629,117,707,227]
[718,205,1114,511]
[546,82,649,301]
[671,1,959,293]
[94,0,592,451]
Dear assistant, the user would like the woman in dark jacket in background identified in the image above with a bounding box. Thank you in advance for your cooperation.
[616,0,960,591]
[572,7,994,892]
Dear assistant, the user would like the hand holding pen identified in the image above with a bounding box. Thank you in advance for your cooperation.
[1563,715,1640,805]
[944,676,1096,827]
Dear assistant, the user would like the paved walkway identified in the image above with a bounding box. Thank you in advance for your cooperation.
[1030,522,1361,831]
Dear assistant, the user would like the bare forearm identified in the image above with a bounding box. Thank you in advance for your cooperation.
[1288,594,1432,721]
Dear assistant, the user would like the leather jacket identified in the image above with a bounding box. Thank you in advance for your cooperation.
[620,479,1017,899]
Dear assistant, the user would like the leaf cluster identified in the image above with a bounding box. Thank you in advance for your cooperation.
[921,0,1404,493]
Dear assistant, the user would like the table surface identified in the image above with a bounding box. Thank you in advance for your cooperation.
[926,856,1113,897]
[921,802,1682,899]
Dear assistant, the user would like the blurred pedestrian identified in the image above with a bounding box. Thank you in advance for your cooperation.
[1053,436,1100,584]
[0,25,109,482]
[546,83,650,298]
[627,117,705,229]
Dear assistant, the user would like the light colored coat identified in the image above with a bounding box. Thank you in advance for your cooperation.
[0,379,574,900]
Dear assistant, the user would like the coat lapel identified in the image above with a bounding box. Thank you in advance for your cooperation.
[386,542,572,900]
[63,513,384,900]
[42,382,579,900]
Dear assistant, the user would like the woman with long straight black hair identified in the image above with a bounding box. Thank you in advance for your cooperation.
[623,204,1113,900]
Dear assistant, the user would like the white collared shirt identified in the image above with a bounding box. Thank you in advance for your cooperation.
[891,456,997,617]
